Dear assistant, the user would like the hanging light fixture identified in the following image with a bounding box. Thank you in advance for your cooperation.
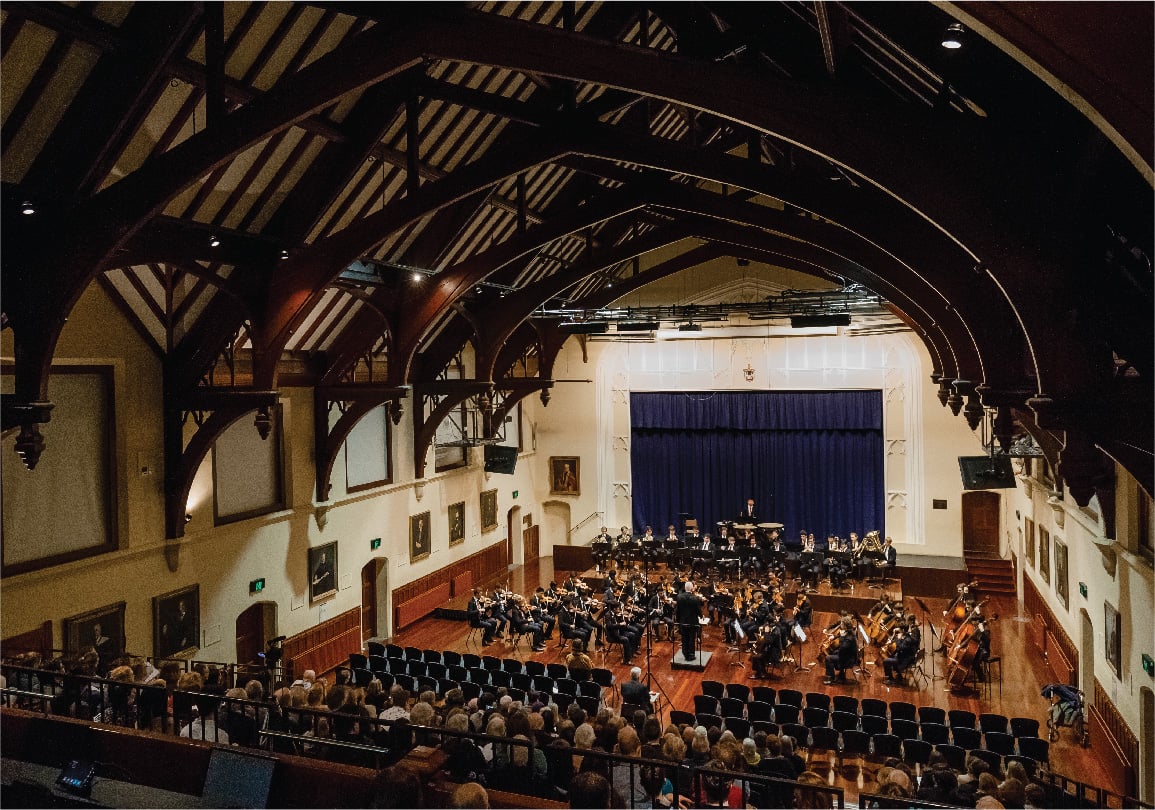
[941,23,965,49]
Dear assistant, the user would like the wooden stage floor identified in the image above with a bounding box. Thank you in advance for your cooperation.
[392,556,1118,802]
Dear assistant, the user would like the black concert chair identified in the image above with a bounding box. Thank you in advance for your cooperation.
[902,738,933,771]
[970,748,1003,772]
[555,678,579,697]
[777,688,804,708]
[920,722,951,746]
[502,658,523,674]
[511,672,533,692]
[466,667,490,687]
[781,722,811,749]
[701,680,725,700]
[670,710,696,728]
[459,681,481,702]
[447,664,468,684]
[368,655,389,674]
[861,714,888,737]
[1010,717,1041,739]
[747,701,773,724]
[936,743,967,772]
[404,646,422,660]
[802,707,830,730]
[694,695,720,716]
[552,692,575,713]
[462,653,482,670]
[385,643,404,659]
[832,711,859,733]
[482,655,502,671]
[437,678,458,698]
[407,660,427,679]
[696,713,724,732]
[871,733,902,760]
[752,721,779,738]
[1007,748,1044,772]
[524,660,546,678]
[833,695,859,716]
[546,662,569,681]
[532,674,554,695]
[725,718,751,740]
[891,718,920,743]
[442,650,462,668]
[861,698,888,719]
[591,668,616,707]
[577,695,600,716]
[349,652,368,669]
[752,686,776,706]
[423,649,442,664]
[889,701,917,722]
[394,674,416,693]
[809,726,840,777]
[948,709,977,729]
[918,706,946,726]
[773,703,801,725]
[841,729,872,778]
[985,731,1017,756]
[491,670,513,689]
[720,697,746,719]
[426,662,448,680]
[951,726,982,751]
[366,641,386,658]
[979,712,1009,736]
[506,687,526,704]
[725,682,750,703]
[804,692,831,713]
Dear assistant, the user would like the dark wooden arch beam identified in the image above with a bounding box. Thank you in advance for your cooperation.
[411,381,492,480]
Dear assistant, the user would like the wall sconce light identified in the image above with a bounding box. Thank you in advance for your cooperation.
[743,364,755,382]
[184,513,193,524]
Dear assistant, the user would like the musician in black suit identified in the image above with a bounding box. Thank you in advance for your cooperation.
[664,525,680,545]
[676,581,704,661]
[530,588,556,638]
[823,617,859,684]
[883,536,897,566]
[559,598,591,646]
[883,626,920,682]
[594,526,613,544]
[467,589,499,645]
[904,614,921,647]
[510,598,547,651]
[737,498,759,523]
[695,533,715,553]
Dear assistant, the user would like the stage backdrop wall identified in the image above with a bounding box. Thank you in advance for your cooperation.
[630,391,884,544]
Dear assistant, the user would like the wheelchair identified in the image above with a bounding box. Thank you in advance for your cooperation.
[1042,683,1088,747]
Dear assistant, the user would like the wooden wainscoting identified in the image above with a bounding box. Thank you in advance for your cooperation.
[391,541,508,632]
[283,607,361,678]
[1024,575,1078,684]
[1093,680,1139,797]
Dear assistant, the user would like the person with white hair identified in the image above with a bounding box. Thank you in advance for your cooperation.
[619,666,652,713]
[676,580,704,662]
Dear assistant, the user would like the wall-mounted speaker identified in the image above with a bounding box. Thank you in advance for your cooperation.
[484,444,518,475]
[958,455,1017,490]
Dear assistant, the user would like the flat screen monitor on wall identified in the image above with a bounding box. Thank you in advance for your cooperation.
[484,444,518,475]
[958,455,1017,490]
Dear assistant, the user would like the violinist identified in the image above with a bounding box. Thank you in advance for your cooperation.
[648,584,676,641]
[510,596,547,652]
[564,572,584,593]
[604,588,641,664]
[882,625,919,683]
[530,587,556,638]
[559,597,591,647]
[904,614,921,647]
[971,619,992,677]
[467,588,500,645]
[575,589,605,649]
[794,593,813,634]
[822,616,859,684]
[749,618,783,679]
[489,586,512,631]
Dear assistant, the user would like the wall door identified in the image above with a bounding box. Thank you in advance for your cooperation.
[236,603,272,665]
[361,560,376,641]
[961,491,1000,555]
[524,523,540,564]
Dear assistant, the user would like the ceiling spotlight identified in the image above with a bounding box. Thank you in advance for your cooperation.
[20,201,35,215]
[280,249,290,260]
[184,513,193,524]
[412,272,423,282]
[736,258,750,267]
[209,235,221,247]
[941,23,965,49]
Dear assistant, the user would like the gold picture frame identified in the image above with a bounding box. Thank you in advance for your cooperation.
[549,456,580,496]
[410,511,432,562]
[63,602,126,669]
[480,489,498,532]
[448,501,465,547]
[309,541,338,603]
[153,584,200,659]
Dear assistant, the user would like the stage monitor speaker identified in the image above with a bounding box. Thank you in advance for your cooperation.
[484,444,518,475]
[958,455,1017,490]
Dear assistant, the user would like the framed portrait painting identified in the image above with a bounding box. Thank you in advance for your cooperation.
[410,511,432,563]
[1104,601,1121,677]
[64,602,126,669]
[448,501,465,547]
[153,585,200,658]
[549,456,580,496]
[1024,518,1035,569]
[1038,526,1051,585]
[309,541,338,603]
[480,489,498,532]
[1054,539,1069,610]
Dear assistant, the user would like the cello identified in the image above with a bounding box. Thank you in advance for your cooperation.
[946,625,981,690]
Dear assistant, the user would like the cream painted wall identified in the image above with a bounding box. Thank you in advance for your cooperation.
[1010,464,1154,748]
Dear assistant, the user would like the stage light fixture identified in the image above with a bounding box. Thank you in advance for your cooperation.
[942,23,965,49]
[20,201,35,215]
[617,321,660,332]
[560,321,609,334]
[678,323,702,332]
[209,235,221,247]
[790,314,850,328]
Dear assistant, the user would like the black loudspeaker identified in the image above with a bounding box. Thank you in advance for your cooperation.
[484,444,518,474]
[958,455,1017,490]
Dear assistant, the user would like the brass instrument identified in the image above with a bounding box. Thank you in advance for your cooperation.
[853,531,884,559]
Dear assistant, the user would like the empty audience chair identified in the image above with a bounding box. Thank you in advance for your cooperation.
[809,726,840,773]
[833,695,859,716]
[467,667,489,686]
[556,678,579,697]
[547,663,569,681]
[918,706,946,726]
[367,641,387,657]
[459,682,481,702]
[694,695,720,715]
[533,675,554,695]
[368,655,389,673]
[448,665,469,683]
[404,646,422,660]
[720,697,746,719]
[591,668,615,706]
[871,733,902,760]
[861,698,888,719]
[752,686,777,706]
[417,675,438,695]
[747,701,773,723]
[725,683,750,703]
[578,680,602,700]
[902,738,933,770]
[948,709,977,729]
[773,704,800,725]
[1010,717,1040,739]
[937,743,967,772]
[841,729,872,777]
[985,731,1017,756]
[778,689,804,708]
[438,678,457,697]
[891,718,920,742]
[524,660,546,678]
[805,692,832,712]
[385,644,404,659]
[376,672,395,690]
[349,653,369,670]
[511,672,533,692]
[701,680,725,700]
[577,695,600,715]
[951,726,982,750]
[832,711,859,733]
[752,721,778,737]
[970,748,1003,772]
[351,667,373,686]
[491,670,512,689]
[407,661,428,679]
[1017,736,1049,764]
[423,649,442,664]
[427,662,448,680]
[920,722,951,746]
[803,706,830,729]
[462,653,482,670]
[442,650,462,668]
[552,692,575,713]
[979,713,1009,736]
[889,701,917,722]
[394,674,416,693]
[861,714,888,737]
[482,655,502,671]
[503,658,523,674]
[669,710,695,727]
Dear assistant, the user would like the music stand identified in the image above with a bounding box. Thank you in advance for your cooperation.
[913,597,944,683]
[852,623,872,681]
[792,622,811,673]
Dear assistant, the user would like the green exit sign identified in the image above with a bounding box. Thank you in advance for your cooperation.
[370,538,381,550]
[512,490,519,499]
[1079,582,1088,598]
[250,578,266,594]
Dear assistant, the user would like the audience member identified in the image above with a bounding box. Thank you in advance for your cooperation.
[450,781,490,809]
[569,771,612,809]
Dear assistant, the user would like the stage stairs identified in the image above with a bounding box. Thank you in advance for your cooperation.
[963,552,1015,596]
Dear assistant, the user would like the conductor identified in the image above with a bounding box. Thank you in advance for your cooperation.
[676,581,704,662]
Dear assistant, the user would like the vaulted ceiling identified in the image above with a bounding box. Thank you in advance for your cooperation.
[2,2,1151,531]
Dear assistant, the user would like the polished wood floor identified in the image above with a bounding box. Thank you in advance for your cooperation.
[386,556,1119,801]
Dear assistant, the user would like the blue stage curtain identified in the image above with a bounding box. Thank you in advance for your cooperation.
[630,391,884,545]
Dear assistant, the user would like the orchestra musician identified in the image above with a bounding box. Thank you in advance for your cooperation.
[467,588,500,645]
[749,617,783,679]
[882,625,920,683]
[799,533,821,591]
[972,619,992,677]
[648,584,676,641]
[737,498,760,523]
[510,596,548,652]
[559,597,591,647]
[617,525,634,544]
[575,588,605,649]
[594,526,613,544]
[696,533,715,553]
[530,587,557,638]
[603,589,642,664]
[794,593,813,634]
[665,525,680,545]
[882,535,897,570]
[822,616,859,684]
[676,581,705,662]
[719,534,741,579]
[904,614,921,647]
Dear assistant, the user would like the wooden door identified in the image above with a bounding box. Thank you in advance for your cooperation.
[235,604,265,665]
[361,560,376,641]
[523,524,540,563]
[962,491,1000,555]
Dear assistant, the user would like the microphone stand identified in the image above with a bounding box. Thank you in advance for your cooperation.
[913,597,944,682]
[640,588,674,722]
